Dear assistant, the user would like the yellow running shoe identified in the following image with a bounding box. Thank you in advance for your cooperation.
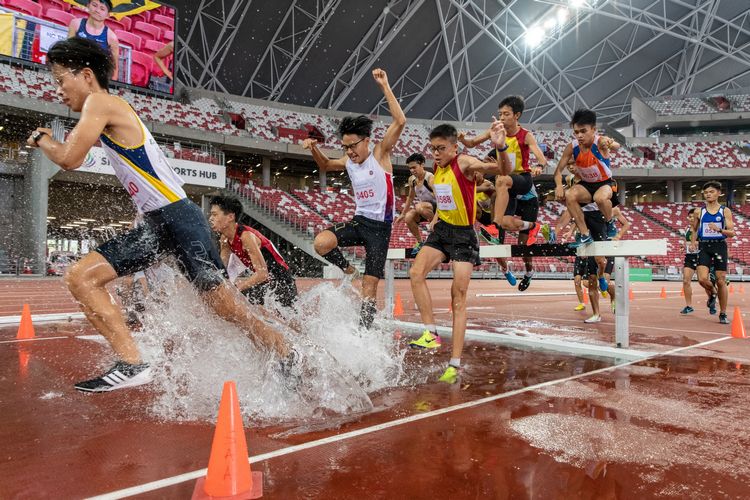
[601,290,609,298]
[574,303,585,311]
[409,330,442,349]
[438,365,460,384]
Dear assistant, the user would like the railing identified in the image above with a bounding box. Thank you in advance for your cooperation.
[0,256,44,276]
[0,144,32,165]
[0,8,132,84]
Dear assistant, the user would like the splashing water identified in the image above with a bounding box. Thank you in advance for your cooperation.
[131,265,408,424]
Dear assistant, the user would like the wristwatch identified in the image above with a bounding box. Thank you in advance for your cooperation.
[31,130,47,145]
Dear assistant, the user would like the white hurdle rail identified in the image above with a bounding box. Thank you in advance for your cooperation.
[383,239,668,349]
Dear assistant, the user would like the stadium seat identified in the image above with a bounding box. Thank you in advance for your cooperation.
[162,30,174,43]
[129,51,153,87]
[143,39,165,55]
[5,0,42,17]
[38,0,70,13]
[42,8,74,27]
[115,30,143,51]
[133,21,161,42]
[105,18,127,33]
[151,14,174,32]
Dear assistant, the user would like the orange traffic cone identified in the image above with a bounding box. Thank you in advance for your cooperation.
[731,307,746,339]
[393,293,404,317]
[628,289,634,301]
[729,284,735,295]
[16,304,35,340]
[660,287,667,299]
[192,381,262,499]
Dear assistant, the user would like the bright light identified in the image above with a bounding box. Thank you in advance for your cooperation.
[46,216,56,220]
[525,26,546,48]
[570,0,586,8]
[557,7,569,23]
[635,184,642,188]
[80,218,96,222]
[544,18,556,30]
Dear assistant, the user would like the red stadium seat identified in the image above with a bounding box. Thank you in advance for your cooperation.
[129,51,153,87]
[39,0,70,12]
[43,8,74,27]
[162,30,174,43]
[133,21,161,42]
[151,14,174,32]
[113,15,131,31]
[143,39,165,55]
[104,18,126,33]
[115,30,143,51]
[5,0,42,17]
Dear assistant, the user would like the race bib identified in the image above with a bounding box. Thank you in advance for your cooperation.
[701,222,722,238]
[226,252,248,283]
[434,183,457,211]
[353,181,377,206]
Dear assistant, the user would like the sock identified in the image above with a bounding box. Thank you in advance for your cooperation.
[520,221,533,231]
[525,271,534,278]
[449,358,461,368]
[321,247,350,271]
[359,299,377,329]
[426,324,438,336]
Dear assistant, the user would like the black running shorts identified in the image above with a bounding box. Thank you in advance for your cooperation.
[684,253,699,270]
[424,220,481,266]
[96,199,225,291]
[328,215,392,279]
[504,172,534,216]
[573,256,588,277]
[243,270,298,308]
[698,240,728,272]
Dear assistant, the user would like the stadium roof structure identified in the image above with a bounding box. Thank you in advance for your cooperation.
[172,0,750,126]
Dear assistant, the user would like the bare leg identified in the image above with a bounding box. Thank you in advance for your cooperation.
[593,185,614,221]
[716,271,729,314]
[449,262,474,360]
[404,210,423,243]
[314,229,356,275]
[65,252,141,364]
[588,275,600,316]
[565,185,593,236]
[410,246,447,327]
[201,283,289,356]
[683,267,694,307]
[574,276,584,303]
[697,266,715,295]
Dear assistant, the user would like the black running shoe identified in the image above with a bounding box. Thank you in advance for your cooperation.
[518,275,533,292]
[719,313,729,324]
[75,361,152,392]
[279,349,302,390]
[707,294,717,315]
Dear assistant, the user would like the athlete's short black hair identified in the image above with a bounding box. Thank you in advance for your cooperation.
[338,115,373,138]
[429,124,458,142]
[47,37,113,89]
[406,153,425,164]
[570,108,597,127]
[498,95,525,116]
[688,207,697,215]
[90,0,113,11]
[702,180,723,192]
[210,195,243,221]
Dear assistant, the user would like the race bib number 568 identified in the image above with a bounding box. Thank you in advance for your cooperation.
[434,183,456,211]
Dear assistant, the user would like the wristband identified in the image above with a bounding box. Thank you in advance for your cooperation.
[496,144,508,153]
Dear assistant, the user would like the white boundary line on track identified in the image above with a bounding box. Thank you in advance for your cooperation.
[86,334,731,500]
[0,336,69,344]
[0,312,85,325]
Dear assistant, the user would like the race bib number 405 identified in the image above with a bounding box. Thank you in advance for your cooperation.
[434,183,457,211]
[354,183,376,203]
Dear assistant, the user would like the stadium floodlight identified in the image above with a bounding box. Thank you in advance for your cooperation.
[557,7,569,23]
[544,18,556,30]
[525,26,546,48]
[570,0,587,8]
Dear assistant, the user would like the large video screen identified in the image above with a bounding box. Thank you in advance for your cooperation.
[0,0,176,95]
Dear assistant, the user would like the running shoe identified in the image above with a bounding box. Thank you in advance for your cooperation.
[409,330,442,349]
[480,224,502,245]
[438,365,461,384]
[584,314,602,323]
[406,242,423,259]
[569,233,593,248]
[680,306,694,315]
[707,294,717,315]
[601,290,609,298]
[74,361,152,392]
[540,223,552,243]
[598,276,609,292]
[574,303,586,311]
[518,274,532,292]
[504,271,517,286]
[607,219,618,238]
[278,349,303,390]
[719,313,729,324]
[525,223,541,246]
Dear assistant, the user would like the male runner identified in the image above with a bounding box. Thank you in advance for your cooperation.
[395,153,436,256]
[209,195,298,309]
[409,121,511,383]
[554,109,620,247]
[68,0,119,81]
[689,181,735,324]
[29,38,292,392]
[681,207,717,315]
[302,68,405,328]
[460,96,546,245]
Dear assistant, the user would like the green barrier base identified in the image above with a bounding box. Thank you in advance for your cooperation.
[630,268,653,282]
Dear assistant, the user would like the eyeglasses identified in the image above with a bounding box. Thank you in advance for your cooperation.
[53,70,79,87]
[428,144,450,153]
[342,138,366,151]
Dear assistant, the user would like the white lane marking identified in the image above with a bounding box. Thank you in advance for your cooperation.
[0,336,69,344]
[86,336,731,500]
[0,312,85,325]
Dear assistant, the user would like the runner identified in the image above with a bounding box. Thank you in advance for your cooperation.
[408,120,512,383]
[302,68,405,328]
[29,38,293,392]
[553,109,620,247]
[689,181,734,324]
[209,195,298,310]
[395,153,435,257]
